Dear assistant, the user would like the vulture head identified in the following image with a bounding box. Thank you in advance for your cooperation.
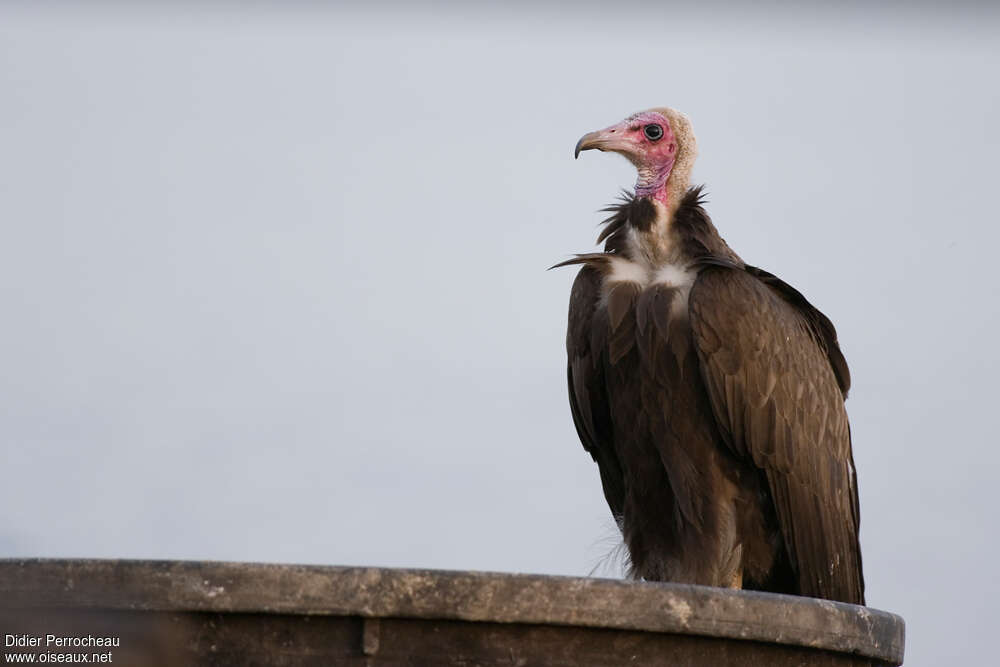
[575,107,697,208]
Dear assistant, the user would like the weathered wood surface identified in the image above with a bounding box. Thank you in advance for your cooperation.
[0,559,905,666]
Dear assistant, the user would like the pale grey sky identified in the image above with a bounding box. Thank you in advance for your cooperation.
[1,3,997,664]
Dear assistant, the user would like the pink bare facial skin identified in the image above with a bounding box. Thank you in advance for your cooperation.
[574,111,678,204]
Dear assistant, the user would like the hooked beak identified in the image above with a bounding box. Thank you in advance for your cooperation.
[574,124,632,159]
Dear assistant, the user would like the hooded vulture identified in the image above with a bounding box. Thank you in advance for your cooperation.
[559,107,864,605]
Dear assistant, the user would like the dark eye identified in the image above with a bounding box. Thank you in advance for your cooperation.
[643,124,664,141]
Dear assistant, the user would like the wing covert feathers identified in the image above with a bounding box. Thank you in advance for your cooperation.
[689,267,865,604]
[566,266,625,519]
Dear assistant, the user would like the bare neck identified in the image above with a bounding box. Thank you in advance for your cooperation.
[636,149,693,210]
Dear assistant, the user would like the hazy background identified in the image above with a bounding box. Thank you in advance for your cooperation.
[1,2,997,664]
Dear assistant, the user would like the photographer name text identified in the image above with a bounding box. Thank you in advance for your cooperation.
[5,636,118,650]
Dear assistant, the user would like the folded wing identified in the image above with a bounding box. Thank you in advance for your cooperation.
[688,266,864,604]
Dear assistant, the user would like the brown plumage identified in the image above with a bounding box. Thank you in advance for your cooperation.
[563,109,864,604]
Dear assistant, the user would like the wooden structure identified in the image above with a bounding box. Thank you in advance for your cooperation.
[0,559,904,665]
